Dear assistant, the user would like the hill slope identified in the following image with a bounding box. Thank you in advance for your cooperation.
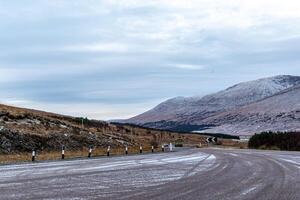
[0,104,204,154]
[199,85,300,135]
[125,75,300,132]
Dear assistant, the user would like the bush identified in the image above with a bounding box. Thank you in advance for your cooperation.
[150,140,159,148]
[249,131,300,151]
[175,139,183,147]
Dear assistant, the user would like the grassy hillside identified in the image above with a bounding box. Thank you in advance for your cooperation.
[0,104,206,155]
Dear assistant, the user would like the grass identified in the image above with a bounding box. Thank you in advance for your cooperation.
[219,139,249,149]
[0,145,159,164]
[0,138,248,164]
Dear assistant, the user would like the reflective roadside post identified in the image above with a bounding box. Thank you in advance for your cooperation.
[32,149,36,162]
[61,146,65,160]
[169,143,173,152]
[107,146,110,157]
[88,146,92,158]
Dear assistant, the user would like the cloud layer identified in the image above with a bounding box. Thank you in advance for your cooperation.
[1,0,300,119]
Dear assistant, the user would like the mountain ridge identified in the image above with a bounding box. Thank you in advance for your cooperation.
[123,75,300,135]
[199,84,300,135]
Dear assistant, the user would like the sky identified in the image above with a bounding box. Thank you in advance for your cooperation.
[1,0,300,120]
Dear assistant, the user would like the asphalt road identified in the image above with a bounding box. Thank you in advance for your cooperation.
[0,148,299,200]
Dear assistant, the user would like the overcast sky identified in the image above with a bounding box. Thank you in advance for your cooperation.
[1,0,300,120]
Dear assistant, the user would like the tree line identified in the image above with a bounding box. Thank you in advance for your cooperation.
[248,131,300,151]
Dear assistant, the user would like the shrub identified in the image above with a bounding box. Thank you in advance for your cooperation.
[175,139,183,147]
[249,131,300,151]
[150,140,159,148]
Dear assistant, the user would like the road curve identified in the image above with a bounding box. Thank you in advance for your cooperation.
[0,148,299,200]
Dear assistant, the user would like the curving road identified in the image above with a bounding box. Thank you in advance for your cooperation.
[0,148,299,200]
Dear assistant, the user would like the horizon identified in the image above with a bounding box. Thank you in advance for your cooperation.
[1,74,297,121]
[1,1,300,120]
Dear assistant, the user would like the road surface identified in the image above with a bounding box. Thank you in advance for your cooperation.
[0,148,299,200]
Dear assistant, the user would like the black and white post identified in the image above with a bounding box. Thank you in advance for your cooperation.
[32,149,36,162]
[140,145,143,154]
[125,146,128,155]
[88,147,92,158]
[61,146,65,160]
[152,145,154,153]
[107,146,110,157]
[162,145,165,152]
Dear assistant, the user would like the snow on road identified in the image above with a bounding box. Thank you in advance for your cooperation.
[1,148,300,200]
[0,151,214,179]
[0,150,216,199]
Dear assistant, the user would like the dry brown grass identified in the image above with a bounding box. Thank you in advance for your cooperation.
[0,140,249,164]
[219,139,249,149]
[0,145,161,164]
[0,153,32,164]
[0,103,208,154]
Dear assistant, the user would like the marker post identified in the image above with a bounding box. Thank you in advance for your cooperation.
[152,146,154,153]
[107,146,110,157]
[140,145,143,154]
[88,147,92,158]
[32,149,36,162]
[125,146,128,155]
[61,146,65,160]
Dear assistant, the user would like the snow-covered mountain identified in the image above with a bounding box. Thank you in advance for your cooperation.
[200,85,300,135]
[124,75,300,134]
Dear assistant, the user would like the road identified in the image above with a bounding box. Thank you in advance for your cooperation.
[0,148,299,200]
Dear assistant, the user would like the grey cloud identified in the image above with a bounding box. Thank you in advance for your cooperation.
[0,0,300,119]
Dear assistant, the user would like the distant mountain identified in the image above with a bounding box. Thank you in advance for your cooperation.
[124,75,300,135]
[200,85,300,135]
